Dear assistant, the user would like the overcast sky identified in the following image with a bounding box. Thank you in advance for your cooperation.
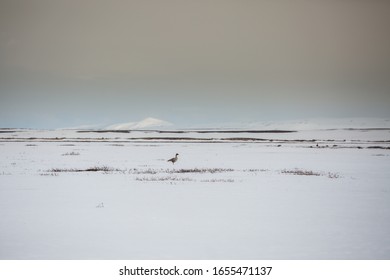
[1,0,389,128]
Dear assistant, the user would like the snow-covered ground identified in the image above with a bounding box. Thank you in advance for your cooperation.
[0,127,389,259]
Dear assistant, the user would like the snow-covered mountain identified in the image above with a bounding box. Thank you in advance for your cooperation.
[193,118,390,130]
[241,118,390,130]
[106,117,173,130]
[68,117,389,131]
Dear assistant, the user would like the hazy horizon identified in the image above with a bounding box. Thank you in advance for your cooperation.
[1,0,389,129]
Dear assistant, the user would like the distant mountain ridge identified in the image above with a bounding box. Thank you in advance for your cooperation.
[245,118,390,130]
[67,117,390,131]
[106,117,173,130]
[189,118,390,130]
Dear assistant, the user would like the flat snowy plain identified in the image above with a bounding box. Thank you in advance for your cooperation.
[1,126,389,259]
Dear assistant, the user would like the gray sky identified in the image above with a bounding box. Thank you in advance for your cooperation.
[1,0,389,128]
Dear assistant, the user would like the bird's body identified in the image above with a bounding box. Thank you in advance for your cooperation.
[167,153,179,164]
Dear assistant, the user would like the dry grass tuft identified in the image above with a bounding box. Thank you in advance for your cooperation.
[281,169,321,176]
[327,172,341,179]
[62,152,80,156]
[243,168,268,172]
[173,168,234,174]
[129,168,234,175]
[281,168,341,179]
[135,176,194,182]
[47,166,124,173]
[201,179,235,183]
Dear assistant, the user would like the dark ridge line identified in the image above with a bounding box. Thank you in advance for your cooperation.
[0,137,313,142]
[133,137,214,141]
[77,129,297,134]
[1,138,389,149]
[325,128,390,131]
[1,137,389,143]
[1,137,390,149]
[161,130,297,133]
[78,130,130,133]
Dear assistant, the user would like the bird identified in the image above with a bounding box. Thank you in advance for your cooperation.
[167,153,179,164]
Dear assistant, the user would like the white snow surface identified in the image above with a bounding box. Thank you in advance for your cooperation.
[0,126,389,259]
